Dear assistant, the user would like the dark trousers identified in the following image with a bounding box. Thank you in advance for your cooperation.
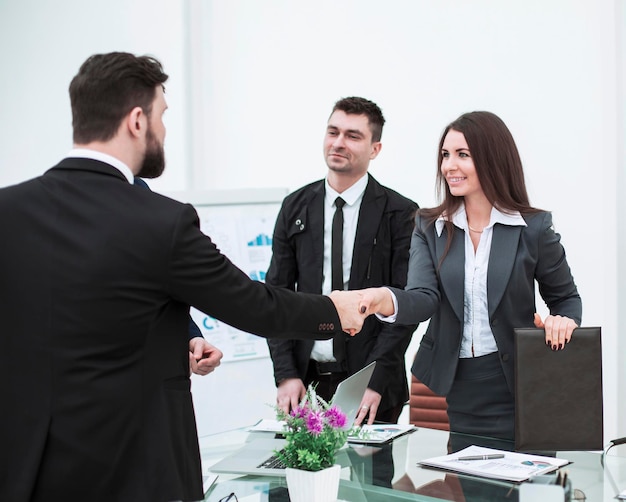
[304,361,347,403]
[446,352,515,441]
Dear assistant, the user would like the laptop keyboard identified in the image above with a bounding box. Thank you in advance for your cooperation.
[257,452,287,470]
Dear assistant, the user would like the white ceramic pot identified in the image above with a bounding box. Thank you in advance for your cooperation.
[285,464,341,502]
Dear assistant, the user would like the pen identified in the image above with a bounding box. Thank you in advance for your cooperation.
[457,454,505,461]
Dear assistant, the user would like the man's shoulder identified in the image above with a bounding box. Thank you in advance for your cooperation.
[367,175,418,211]
[383,186,418,210]
[281,179,324,206]
[138,190,198,223]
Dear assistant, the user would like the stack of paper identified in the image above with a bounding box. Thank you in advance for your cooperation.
[418,445,569,483]
[347,424,416,444]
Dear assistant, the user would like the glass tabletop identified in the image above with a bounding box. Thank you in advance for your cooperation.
[198,425,626,501]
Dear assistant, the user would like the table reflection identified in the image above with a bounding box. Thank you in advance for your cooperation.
[200,426,623,501]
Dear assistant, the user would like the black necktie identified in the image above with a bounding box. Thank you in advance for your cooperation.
[332,197,346,363]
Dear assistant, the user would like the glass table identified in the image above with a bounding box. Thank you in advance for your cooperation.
[198,425,626,501]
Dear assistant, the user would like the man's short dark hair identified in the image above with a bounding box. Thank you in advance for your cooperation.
[331,97,385,142]
[69,52,169,144]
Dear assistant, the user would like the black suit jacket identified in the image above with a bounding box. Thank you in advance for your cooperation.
[266,174,418,413]
[392,212,582,397]
[135,177,203,341]
[0,158,342,502]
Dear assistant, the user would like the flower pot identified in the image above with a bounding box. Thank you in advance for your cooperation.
[285,464,341,502]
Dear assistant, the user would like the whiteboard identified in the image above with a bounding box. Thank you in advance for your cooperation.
[164,188,289,362]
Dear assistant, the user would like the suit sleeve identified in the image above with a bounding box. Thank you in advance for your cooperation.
[535,212,582,323]
[168,204,340,340]
[392,215,442,325]
[264,202,302,384]
[188,317,202,339]
[364,200,419,397]
[135,178,206,342]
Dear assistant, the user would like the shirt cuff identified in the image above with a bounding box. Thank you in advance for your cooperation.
[375,287,398,323]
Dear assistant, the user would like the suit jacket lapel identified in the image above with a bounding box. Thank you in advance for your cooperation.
[308,182,326,289]
[349,176,385,288]
[437,225,465,322]
[487,224,522,317]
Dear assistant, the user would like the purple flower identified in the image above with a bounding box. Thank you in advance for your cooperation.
[276,384,350,471]
[324,406,347,429]
[305,410,324,435]
[290,406,307,419]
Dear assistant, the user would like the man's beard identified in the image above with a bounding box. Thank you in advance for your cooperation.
[137,127,165,179]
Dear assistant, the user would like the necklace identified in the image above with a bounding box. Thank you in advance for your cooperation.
[468,225,483,234]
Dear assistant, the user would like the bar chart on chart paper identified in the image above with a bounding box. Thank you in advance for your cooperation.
[190,201,281,362]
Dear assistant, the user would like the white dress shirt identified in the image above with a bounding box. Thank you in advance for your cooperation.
[310,174,368,362]
[437,204,527,357]
[380,203,526,358]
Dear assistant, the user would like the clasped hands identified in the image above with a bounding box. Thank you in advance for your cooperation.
[329,287,393,336]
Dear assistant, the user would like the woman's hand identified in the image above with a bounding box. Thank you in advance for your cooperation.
[534,313,578,350]
[358,287,395,317]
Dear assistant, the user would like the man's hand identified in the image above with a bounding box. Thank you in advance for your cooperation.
[353,388,382,426]
[276,378,306,415]
[189,338,223,376]
[329,290,367,335]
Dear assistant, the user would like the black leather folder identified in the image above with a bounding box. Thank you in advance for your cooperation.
[514,327,603,452]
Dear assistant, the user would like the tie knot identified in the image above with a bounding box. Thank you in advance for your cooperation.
[335,197,346,209]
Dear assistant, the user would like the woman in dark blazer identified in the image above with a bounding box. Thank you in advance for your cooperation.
[359,111,581,440]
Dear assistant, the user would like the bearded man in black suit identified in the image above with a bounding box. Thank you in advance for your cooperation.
[0,52,365,502]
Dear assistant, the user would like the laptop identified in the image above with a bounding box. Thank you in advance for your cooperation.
[208,361,376,476]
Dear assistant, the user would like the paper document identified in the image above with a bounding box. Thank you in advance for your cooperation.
[247,419,416,444]
[418,445,569,482]
[247,418,286,434]
[347,424,416,444]
[202,473,218,494]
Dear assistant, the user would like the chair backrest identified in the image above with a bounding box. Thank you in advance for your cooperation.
[409,375,449,431]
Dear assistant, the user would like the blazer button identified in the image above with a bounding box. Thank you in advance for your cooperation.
[501,353,510,362]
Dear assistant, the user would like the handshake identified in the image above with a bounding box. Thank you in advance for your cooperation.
[329,288,395,336]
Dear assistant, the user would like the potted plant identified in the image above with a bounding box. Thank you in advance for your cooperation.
[274,385,350,502]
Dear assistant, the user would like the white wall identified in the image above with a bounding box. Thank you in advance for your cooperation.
[0,0,622,442]
[0,0,189,190]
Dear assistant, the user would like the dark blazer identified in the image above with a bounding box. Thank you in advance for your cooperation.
[0,158,342,502]
[134,177,203,341]
[266,174,418,413]
[391,211,582,397]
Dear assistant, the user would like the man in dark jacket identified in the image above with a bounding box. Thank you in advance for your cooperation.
[0,52,365,502]
[267,97,418,426]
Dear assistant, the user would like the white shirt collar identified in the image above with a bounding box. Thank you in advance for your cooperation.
[435,202,527,236]
[67,148,134,184]
[324,174,368,206]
